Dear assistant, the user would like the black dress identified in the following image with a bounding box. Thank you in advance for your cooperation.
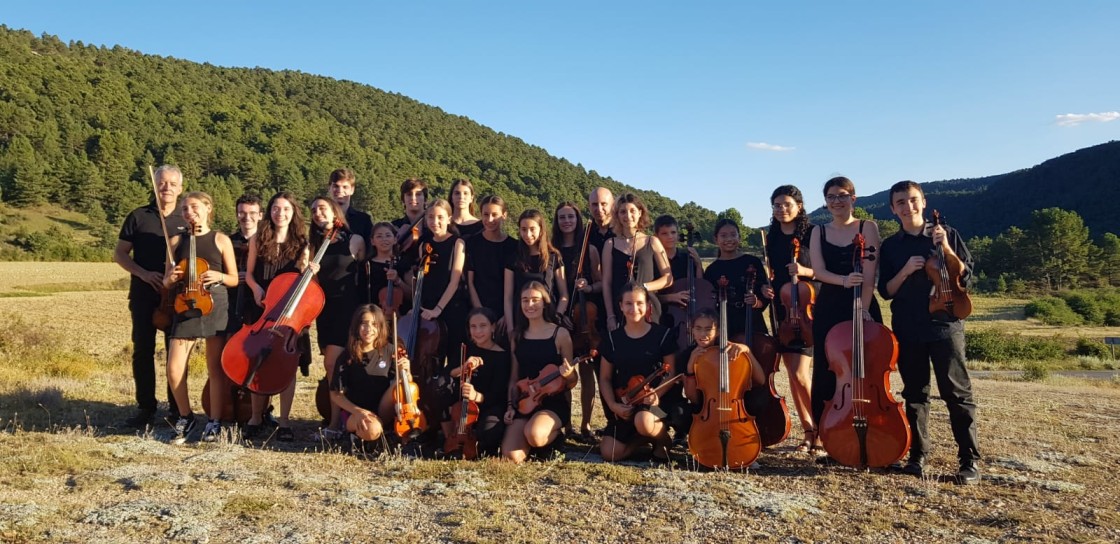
[330,346,395,415]
[513,325,570,427]
[419,235,468,361]
[456,221,484,240]
[225,231,252,334]
[810,221,883,425]
[507,251,562,308]
[765,225,817,354]
[315,230,358,350]
[600,324,680,443]
[169,231,229,339]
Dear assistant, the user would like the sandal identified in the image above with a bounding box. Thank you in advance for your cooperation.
[796,429,815,453]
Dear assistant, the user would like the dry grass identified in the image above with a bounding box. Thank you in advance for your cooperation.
[0,264,1118,542]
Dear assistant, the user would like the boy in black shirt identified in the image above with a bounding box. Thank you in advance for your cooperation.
[878,180,981,484]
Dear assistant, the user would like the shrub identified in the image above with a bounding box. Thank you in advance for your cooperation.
[1024,297,1082,326]
[966,329,1068,362]
[1062,292,1105,325]
[1022,361,1050,381]
[1075,337,1112,359]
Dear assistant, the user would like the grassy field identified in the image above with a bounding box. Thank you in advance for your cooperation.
[1,263,1118,543]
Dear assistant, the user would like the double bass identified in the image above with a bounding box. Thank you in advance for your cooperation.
[221,220,337,395]
[739,264,789,448]
[777,238,815,348]
[172,220,214,318]
[689,276,762,470]
[663,222,715,348]
[819,233,910,468]
[444,344,480,459]
[565,220,599,357]
[926,210,972,321]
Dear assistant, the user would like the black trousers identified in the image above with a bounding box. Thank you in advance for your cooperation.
[897,330,980,462]
[129,291,176,415]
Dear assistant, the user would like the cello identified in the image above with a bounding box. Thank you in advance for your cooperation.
[566,220,599,357]
[926,210,972,321]
[397,243,446,394]
[392,312,428,440]
[819,233,910,468]
[688,276,762,470]
[740,264,789,448]
[444,344,480,459]
[171,219,214,318]
[663,222,715,348]
[221,219,336,395]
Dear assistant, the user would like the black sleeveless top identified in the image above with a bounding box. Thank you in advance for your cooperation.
[507,251,561,303]
[608,236,664,321]
[318,230,357,299]
[174,231,225,273]
[766,224,814,290]
[330,346,396,414]
[514,324,569,423]
[420,235,460,309]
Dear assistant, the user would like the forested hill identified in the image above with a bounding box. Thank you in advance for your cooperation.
[813,141,1120,238]
[0,27,714,236]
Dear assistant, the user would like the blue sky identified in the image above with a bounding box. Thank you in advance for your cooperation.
[5,2,1119,225]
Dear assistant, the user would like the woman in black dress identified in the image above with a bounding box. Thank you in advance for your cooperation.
[501,281,576,463]
[450,178,484,239]
[466,195,516,333]
[807,176,883,455]
[309,196,365,437]
[503,209,569,331]
[598,284,681,462]
[163,191,239,442]
[601,193,672,331]
[445,308,511,457]
[702,219,769,340]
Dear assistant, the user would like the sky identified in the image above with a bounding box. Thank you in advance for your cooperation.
[4,2,1119,225]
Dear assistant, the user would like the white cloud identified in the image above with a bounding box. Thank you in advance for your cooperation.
[746,141,795,152]
[1055,111,1120,127]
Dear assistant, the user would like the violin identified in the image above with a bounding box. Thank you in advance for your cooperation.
[820,233,910,468]
[221,219,336,395]
[926,210,972,321]
[688,276,762,470]
[739,264,789,448]
[514,352,595,416]
[445,344,481,459]
[395,210,427,256]
[778,238,815,348]
[392,312,428,441]
[172,220,214,318]
[567,220,600,357]
[663,222,715,348]
[377,254,404,315]
[614,361,685,409]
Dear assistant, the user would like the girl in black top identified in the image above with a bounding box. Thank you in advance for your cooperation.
[702,219,769,340]
[243,191,313,441]
[450,179,484,239]
[329,304,413,445]
[445,308,512,457]
[808,176,883,454]
[503,209,570,332]
[309,196,366,436]
[367,222,410,315]
[553,201,603,438]
[162,192,239,442]
[501,281,576,463]
[602,193,673,331]
[682,309,767,442]
[408,198,468,369]
[599,284,680,462]
[467,196,517,333]
[760,185,817,452]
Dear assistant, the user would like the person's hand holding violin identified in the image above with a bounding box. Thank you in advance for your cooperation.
[420,306,443,320]
[461,382,481,403]
[200,269,226,288]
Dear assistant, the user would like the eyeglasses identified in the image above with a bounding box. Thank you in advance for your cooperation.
[825,193,853,203]
[772,203,795,210]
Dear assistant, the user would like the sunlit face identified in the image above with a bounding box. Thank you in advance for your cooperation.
[271,198,294,228]
[620,290,648,323]
[520,287,547,320]
[715,224,740,252]
[520,218,541,246]
[825,186,855,217]
[372,226,395,254]
[236,203,262,232]
[358,312,378,345]
[556,206,579,235]
[589,189,614,225]
[480,203,506,233]
[616,203,641,231]
[451,184,473,211]
[656,224,678,252]
[180,197,211,227]
[156,171,183,205]
[691,317,717,348]
[771,195,801,224]
[426,205,450,236]
[311,199,335,228]
[403,188,426,213]
[468,313,495,346]
[329,180,354,205]
[890,187,925,225]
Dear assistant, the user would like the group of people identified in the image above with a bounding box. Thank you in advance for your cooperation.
[114,166,981,483]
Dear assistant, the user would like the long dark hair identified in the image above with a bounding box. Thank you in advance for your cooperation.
[257,191,309,266]
[346,304,389,364]
[551,201,585,249]
[513,281,558,341]
[516,209,558,274]
[309,196,351,248]
[767,185,811,243]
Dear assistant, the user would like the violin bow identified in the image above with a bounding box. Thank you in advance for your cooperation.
[146,165,176,272]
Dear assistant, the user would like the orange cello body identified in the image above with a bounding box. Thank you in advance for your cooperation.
[778,238,815,348]
[926,210,972,321]
[735,264,789,448]
[819,233,910,469]
[689,276,762,470]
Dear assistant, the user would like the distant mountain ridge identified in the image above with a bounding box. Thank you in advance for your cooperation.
[811,141,1120,238]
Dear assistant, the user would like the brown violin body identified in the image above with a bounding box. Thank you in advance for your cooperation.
[515,354,591,415]
[819,233,910,468]
[926,210,972,321]
[445,347,481,459]
[777,238,815,348]
[689,276,761,470]
[173,225,214,317]
[567,220,600,357]
[152,287,175,331]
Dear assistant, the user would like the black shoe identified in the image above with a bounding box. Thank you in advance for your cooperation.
[956,460,981,485]
[276,427,295,442]
[124,408,156,428]
[172,414,197,442]
[241,424,262,439]
[901,456,925,478]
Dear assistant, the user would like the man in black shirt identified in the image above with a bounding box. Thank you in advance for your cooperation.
[113,165,189,426]
[328,168,373,241]
[227,194,262,330]
[878,180,981,485]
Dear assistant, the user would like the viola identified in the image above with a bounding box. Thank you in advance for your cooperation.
[819,233,910,468]
[926,210,972,321]
[738,264,789,448]
[663,222,715,348]
[777,238,815,348]
[172,220,214,318]
[688,275,762,470]
[567,220,600,357]
[395,211,427,255]
[514,352,595,416]
[392,312,428,440]
[221,220,336,395]
[445,344,481,459]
